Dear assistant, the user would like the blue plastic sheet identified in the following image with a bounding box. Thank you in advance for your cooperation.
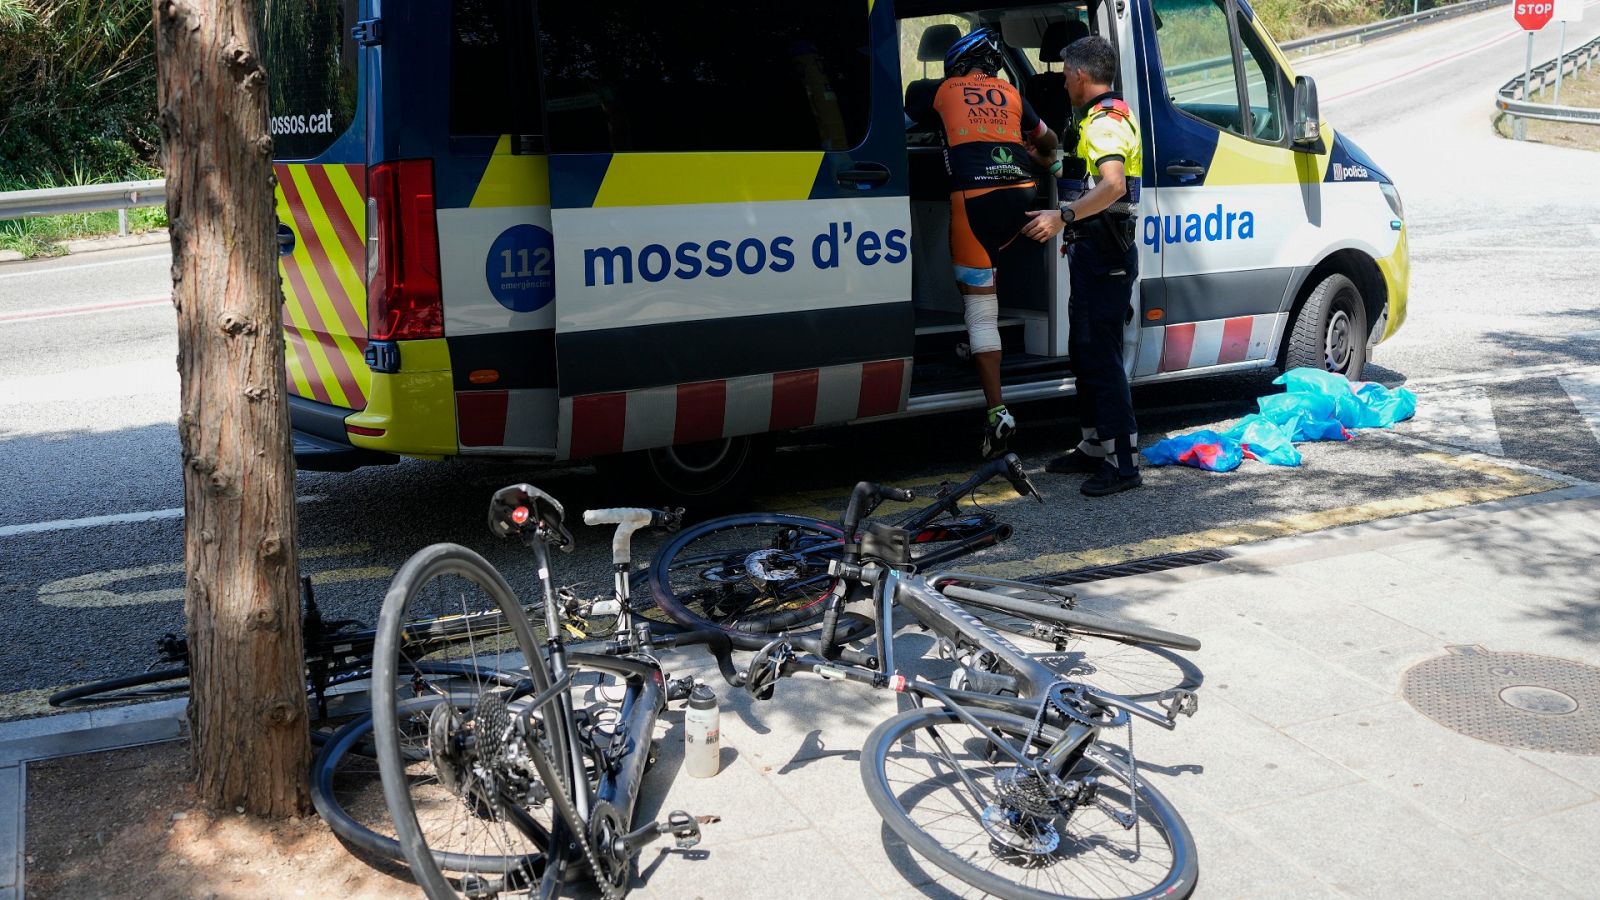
[1145,369,1417,475]
[1142,430,1244,472]
[1223,414,1302,467]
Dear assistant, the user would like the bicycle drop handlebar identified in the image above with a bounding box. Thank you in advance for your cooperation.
[583,507,683,567]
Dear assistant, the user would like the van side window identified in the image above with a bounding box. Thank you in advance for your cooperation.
[1150,0,1247,138]
[451,0,543,138]
[261,0,360,160]
[1237,15,1285,143]
[538,1,871,153]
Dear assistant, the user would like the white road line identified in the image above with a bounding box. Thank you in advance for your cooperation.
[1403,362,1600,389]
[1558,370,1600,449]
[0,495,324,538]
[0,252,167,280]
[1400,384,1504,456]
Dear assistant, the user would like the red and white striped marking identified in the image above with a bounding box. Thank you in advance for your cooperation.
[1136,314,1280,376]
[555,358,911,460]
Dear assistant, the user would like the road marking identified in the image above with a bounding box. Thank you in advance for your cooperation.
[35,543,385,609]
[0,295,169,323]
[1404,362,1600,390]
[1401,384,1504,455]
[1558,370,1600,447]
[763,470,1027,521]
[959,454,1560,579]
[1325,28,1522,103]
[0,252,167,280]
[0,495,325,538]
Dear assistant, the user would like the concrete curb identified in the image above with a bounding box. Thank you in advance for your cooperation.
[0,229,168,265]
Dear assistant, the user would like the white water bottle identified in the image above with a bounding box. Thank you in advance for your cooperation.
[684,682,721,778]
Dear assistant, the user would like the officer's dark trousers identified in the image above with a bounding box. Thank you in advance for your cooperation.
[1067,235,1139,475]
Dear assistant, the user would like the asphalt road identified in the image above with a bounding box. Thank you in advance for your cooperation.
[3,6,1600,713]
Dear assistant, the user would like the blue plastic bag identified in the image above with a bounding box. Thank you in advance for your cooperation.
[1257,393,1352,442]
[1352,381,1418,427]
[1224,414,1302,467]
[1273,368,1364,427]
[1142,430,1244,472]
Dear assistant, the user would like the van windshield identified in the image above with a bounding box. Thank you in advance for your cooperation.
[262,0,360,161]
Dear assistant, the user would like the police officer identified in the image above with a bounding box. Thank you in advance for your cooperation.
[1021,35,1143,497]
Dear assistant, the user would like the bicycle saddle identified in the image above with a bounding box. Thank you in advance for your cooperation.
[488,483,573,548]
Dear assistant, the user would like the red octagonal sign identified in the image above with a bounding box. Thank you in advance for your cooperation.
[1515,0,1554,30]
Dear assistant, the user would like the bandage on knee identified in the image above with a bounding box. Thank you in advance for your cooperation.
[963,292,1002,354]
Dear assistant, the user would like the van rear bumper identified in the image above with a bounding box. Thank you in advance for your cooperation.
[290,395,398,472]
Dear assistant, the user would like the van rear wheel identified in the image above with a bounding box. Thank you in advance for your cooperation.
[1284,272,1367,379]
[623,435,768,507]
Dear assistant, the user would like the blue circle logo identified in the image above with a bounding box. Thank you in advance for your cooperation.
[486,224,555,313]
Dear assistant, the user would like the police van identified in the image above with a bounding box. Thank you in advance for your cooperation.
[265,0,1407,497]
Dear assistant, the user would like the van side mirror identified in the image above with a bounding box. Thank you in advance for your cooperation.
[1292,76,1323,153]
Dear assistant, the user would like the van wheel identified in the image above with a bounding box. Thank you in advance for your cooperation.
[1283,273,1367,379]
[624,435,768,508]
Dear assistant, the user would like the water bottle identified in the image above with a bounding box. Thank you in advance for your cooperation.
[683,682,721,778]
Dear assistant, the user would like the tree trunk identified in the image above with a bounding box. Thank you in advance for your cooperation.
[154,0,310,816]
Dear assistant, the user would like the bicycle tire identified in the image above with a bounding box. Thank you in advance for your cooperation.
[372,543,553,897]
[48,667,192,708]
[861,705,1198,900]
[648,513,848,643]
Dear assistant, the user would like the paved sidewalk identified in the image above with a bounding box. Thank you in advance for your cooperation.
[6,486,1599,898]
[630,485,1600,900]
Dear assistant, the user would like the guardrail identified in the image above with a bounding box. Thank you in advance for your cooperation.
[1497,35,1600,136]
[1169,0,1509,78]
[1280,0,1509,53]
[0,179,166,236]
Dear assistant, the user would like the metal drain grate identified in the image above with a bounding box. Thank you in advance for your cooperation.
[1029,548,1232,587]
[1401,646,1600,756]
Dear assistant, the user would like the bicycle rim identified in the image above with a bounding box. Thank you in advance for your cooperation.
[372,543,554,898]
[861,706,1197,900]
[48,667,191,708]
[967,612,1203,702]
[649,514,845,639]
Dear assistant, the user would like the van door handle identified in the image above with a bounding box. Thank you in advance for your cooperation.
[836,162,892,189]
[276,221,296,256]
[1166,161,1206,179]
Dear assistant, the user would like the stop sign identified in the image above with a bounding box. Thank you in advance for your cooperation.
[1515,0,1554,30]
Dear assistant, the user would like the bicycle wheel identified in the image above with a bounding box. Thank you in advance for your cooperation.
[372,543,554,898]
[648,513,846,639]
[48,667,191,708]
[960,611,1203,702]
[861,705,1197,900]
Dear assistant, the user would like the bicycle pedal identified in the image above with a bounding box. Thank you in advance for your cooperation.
[665,810,701,849]
[1161,688,1199,721]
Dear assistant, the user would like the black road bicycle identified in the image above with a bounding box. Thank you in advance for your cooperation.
[360,486,743,899]
[727,479,1204,899]
[646,453,1042,640]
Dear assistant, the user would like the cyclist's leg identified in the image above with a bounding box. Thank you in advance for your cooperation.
[952,190,1013,459]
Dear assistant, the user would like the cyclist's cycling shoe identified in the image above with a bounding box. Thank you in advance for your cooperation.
[1080,468,1142,497]
[981,411,1017,460]
[1045,449,1104,475]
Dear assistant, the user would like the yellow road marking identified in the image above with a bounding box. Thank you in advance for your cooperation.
[761,470,1026,521]
[36,543,388,609]
[962,453,1560,578]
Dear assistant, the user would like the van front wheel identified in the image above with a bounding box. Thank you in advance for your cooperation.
[1284,272,1367,379]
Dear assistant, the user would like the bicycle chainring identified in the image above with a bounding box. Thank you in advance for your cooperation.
[586,800,631,894]
[1046,683,1129,729]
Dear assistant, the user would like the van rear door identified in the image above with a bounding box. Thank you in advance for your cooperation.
[263,0,370,414]
[534,0,915,461]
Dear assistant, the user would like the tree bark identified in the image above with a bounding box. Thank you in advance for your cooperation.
[154,0,310,816]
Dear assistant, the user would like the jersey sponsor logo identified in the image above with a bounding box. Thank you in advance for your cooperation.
[270,109,336,136]
[582,221,909,287]
[990,146,1016,165]
[1142,205,1257,254]
[1332,162,1370,181]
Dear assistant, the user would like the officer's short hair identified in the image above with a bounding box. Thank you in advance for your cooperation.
[1060,35,1117,85]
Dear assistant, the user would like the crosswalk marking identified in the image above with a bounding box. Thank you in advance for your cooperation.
[1557,370,1600,449]
[1402,384,1504,456]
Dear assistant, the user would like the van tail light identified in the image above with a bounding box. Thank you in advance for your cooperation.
[366,160,442,341]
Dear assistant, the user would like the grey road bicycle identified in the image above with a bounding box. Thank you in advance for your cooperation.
[739,479,1203,900]
[365,485,743,899]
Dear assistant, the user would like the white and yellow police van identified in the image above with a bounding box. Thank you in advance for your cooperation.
[264,0,1407,498]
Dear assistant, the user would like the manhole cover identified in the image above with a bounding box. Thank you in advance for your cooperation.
[1401,646,1600,756]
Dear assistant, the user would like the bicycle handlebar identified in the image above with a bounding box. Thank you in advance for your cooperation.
[582,507,683,567]
[840,481,914,556]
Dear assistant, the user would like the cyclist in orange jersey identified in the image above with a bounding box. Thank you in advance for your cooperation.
[910,27,1058,458]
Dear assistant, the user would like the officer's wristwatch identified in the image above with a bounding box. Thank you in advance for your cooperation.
[1058,203,1077,226]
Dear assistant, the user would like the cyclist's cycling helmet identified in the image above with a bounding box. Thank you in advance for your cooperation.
[945,27,1005,77]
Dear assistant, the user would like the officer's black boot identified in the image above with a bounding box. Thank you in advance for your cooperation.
[1080,439,1141,497]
